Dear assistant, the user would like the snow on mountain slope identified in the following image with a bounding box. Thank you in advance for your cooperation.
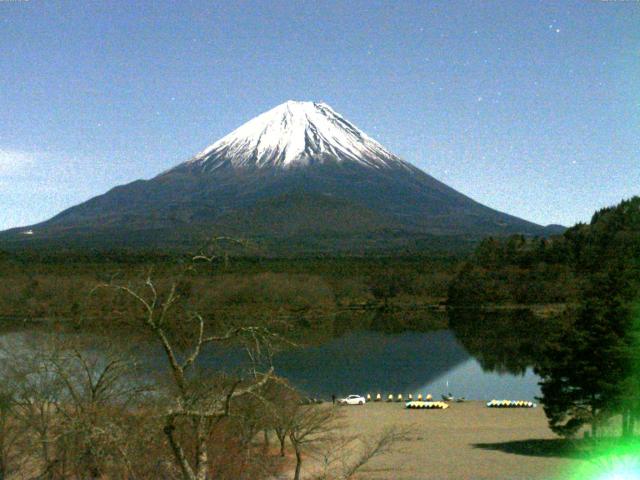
[183,100,412,171]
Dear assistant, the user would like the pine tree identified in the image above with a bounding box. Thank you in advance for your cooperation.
[536,197,640,438]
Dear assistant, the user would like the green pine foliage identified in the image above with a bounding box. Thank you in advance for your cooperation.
[534,197,640,437]
[447,235,579,307]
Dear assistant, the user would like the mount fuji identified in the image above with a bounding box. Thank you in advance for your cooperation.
[0,101,561,253]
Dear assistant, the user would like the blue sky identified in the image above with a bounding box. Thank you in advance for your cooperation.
[1,0,638,229]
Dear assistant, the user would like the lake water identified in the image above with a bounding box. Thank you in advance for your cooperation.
[270,330,541,400]
[0,315,543,402]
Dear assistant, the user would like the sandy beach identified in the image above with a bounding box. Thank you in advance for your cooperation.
[302,401,586,480]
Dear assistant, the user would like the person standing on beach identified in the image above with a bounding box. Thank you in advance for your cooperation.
[332,394,336,404]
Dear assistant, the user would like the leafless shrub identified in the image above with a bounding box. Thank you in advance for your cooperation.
[311,426,413,480]
[0,333,153,479]
[0,386,23,480]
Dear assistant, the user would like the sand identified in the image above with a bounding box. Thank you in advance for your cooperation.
[303,401,586,480]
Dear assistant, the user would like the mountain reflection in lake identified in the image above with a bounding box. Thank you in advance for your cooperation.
[0,308,548,401]
[274,330,468,397]
[270,329,541,400]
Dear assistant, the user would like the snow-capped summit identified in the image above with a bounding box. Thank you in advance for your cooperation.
[184,101,410,171]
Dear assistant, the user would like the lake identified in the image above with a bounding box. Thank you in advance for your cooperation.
[0,309,544,402]
[267,329,540,400]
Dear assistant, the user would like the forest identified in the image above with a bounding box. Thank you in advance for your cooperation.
[450,197,640,439]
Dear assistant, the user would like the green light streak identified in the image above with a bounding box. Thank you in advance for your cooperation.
[567,442,640,480]
[562,303,640,480]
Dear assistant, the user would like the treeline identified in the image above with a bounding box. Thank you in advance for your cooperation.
[448,197,640,309]
[0,254,457,338]
[447,234,580,307]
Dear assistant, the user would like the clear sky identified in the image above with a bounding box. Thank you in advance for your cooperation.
[1,0,638,230]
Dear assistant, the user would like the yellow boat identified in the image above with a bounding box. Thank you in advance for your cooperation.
[405,401,449,410]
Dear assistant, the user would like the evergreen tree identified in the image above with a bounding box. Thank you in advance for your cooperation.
[536,282,628,437]
[536,197,640,438]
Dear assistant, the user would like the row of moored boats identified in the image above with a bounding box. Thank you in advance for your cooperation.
[364,394,537,409]
[486,399,537,408]
[367,393,459,402]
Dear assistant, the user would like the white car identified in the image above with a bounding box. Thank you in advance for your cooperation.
[338,394,366,405]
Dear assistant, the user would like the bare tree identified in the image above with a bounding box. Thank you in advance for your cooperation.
[191,236,253,270]
[288,404,339,480]
[49,342,149,479]
[0,388,22,480]
[1,333,153,480]
[6,343,66,480]
[261,379,301,458]
[95,257,283,480]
